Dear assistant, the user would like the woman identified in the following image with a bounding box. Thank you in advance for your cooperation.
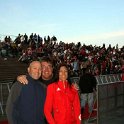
[44,63,81,124]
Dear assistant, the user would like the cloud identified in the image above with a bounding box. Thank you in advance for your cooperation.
[77,31,124,41]
[62,31,124,48]
[63,30,124,42]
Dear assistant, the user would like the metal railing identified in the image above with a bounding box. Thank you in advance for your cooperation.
[0,73,124,123]
[0,80,13,115]
[96,74,124,124]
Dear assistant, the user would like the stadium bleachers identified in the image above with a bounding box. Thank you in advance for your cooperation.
[0,58,28,116]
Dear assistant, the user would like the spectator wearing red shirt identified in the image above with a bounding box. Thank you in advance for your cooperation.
[121,65,124,81]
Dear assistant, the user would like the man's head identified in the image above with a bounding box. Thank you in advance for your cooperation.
[40,57,53,80]
[84,67,91,74]
[28,61,42,80]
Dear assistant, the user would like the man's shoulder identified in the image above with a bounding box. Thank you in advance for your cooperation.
[9,81,23,95]
[11,81,23,89]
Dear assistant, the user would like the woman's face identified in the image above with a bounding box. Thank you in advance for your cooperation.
[59,66,68,81]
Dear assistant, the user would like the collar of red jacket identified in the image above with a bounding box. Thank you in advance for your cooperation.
[57,80,69,90]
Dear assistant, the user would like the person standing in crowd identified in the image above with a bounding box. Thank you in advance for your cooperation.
[44,63,81,124]
[79,67,97,114]
[6,61,46,124]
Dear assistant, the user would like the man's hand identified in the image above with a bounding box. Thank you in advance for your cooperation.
[73,83,79,91]
[17,75,28,84]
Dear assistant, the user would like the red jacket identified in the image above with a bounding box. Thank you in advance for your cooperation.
[44,80,81,124]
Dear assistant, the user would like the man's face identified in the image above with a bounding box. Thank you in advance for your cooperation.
[28,61,42,80]
[41,61,53,80]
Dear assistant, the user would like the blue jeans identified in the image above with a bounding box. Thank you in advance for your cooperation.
[80,93,94,113]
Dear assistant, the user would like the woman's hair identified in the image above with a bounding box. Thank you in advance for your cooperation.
[55,62,72,85]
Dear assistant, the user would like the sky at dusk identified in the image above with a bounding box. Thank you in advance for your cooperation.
[0,0,124,48]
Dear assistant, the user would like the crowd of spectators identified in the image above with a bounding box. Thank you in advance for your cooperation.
[0,33,124,77]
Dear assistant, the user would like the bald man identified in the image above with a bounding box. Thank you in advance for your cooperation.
[6,61,46,124]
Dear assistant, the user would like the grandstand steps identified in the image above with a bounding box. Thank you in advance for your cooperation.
[0,57,28,81]
[0,58,28,116]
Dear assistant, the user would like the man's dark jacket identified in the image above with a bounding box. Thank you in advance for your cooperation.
[6,75,46,124]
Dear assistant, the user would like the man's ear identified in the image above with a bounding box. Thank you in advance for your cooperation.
[27,67,30,73]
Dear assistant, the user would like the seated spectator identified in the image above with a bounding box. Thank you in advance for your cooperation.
[121,65,124,81]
